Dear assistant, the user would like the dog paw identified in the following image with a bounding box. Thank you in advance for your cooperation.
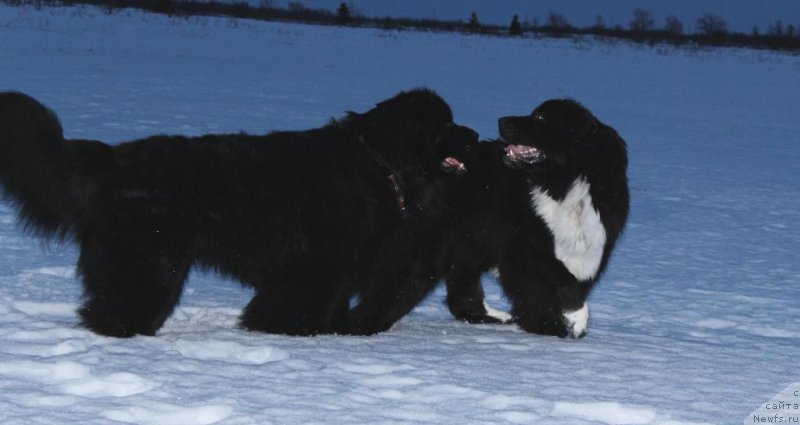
[515,303,589,338]
[452,300,513,324]
[562,302,589,339]
[482,300,513,324]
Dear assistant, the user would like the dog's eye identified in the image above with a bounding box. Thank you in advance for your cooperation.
[533,113,546,122]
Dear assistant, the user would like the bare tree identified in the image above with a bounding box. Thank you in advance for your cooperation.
[546,12,571,30]
[468,11,480,32]
[509,14,522,36]
[696,13,728,36]
[664,16,683,35]
[288,2,307,13]
[769,20,784,36]
[630,9,654,32]
[594,14,605,30]
[336,2,351,24]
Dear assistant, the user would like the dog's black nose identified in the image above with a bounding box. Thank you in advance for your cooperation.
[451,124,479,143]
[498,116,521,141]
[464,127,479,143]
[498,116,512,130]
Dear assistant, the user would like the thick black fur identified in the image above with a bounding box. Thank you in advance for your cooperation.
[348,141,521,334]
[350,99,629,338]
[0,89,478,337]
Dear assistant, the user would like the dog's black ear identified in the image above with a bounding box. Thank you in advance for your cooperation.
[344,111,374,136]
[557,99,598,140]
[533,99,599,141]
[574,109,599,140]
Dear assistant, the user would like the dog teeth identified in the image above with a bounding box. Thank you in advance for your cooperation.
[505,144,539,159]
[520,146,539,156]
[517,146,539,157]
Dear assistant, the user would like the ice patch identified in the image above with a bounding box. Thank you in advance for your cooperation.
[59,372,157,398]
[0,360,156,397]
[737,325,800,339]
[552,401,657,424]
[481,394,549,411]
[379,407,441,422]
[474,336,505,344]
[3,338,90,357]
[20,394,80,407]
[29,266,76,278]
[0,360,90,381]
[695,318,736,329]
[498,411,540,424]
[369,389,406,400]
[338,363,415,375]
[359,375,423,388]
[6,327,90,341]
[174,340,289,364]
[13,301,75,316]
[104,403,233,425]
[496,344,529,351]
[47,339,90,356]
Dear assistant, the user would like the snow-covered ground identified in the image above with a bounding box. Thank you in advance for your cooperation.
[1,5,799,424]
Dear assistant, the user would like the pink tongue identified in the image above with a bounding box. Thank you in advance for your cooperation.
[442,157,466,171]
[505,145,523,156]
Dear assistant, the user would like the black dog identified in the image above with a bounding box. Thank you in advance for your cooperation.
[0,89,478,337]
[349,140,516,334]
[351,99,629,338]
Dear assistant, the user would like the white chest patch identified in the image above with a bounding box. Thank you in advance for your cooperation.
[530,177,607,281]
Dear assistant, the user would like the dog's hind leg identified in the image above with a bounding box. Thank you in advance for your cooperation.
[239,265,350,336]
[76,231,192,338]
[445,266,511,324]
[348,270,440,336]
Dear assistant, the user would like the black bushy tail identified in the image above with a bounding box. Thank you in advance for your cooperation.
[0,91,112,239]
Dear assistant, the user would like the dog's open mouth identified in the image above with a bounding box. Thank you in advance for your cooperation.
[504,144,544,165]
[441,157,467,175]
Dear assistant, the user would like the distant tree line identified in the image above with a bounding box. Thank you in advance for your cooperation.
[2,0,798,53]
[510,9,799,52]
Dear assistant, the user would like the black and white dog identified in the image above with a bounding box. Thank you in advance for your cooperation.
[351,99,629,338]
[488,99,629,337]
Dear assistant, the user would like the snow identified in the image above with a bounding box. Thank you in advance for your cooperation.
[551,401,657,425]
[1,4,799,424]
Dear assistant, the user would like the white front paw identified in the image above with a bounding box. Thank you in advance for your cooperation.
[483,300,513,323]
[562,302,589,339]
